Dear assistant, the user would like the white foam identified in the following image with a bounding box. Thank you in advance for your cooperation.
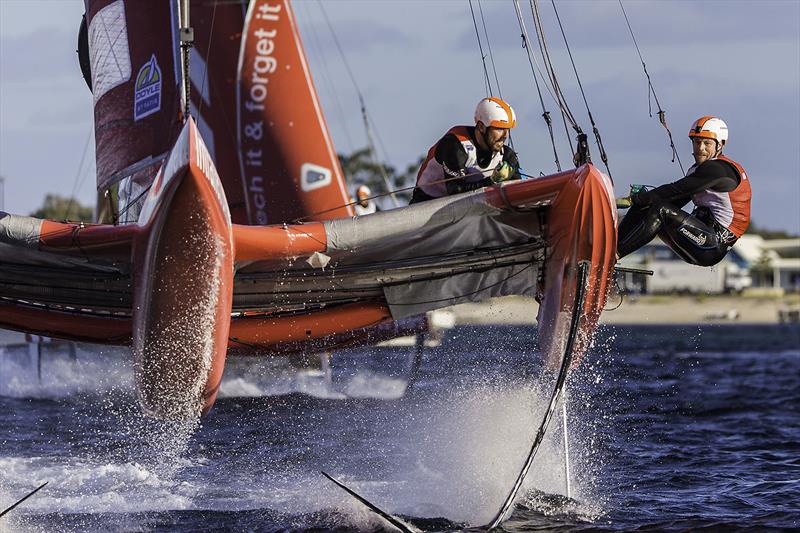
[0,344,132,399]
[329,381,605,526]
[0,457,193,515]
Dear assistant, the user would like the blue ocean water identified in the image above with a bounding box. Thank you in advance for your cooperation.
[0,324,798,532]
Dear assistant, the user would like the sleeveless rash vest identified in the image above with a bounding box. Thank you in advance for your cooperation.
[690,154,751,238]
[415,126,503,198]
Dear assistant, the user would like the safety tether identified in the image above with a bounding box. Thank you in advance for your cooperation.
[618,0,685,174]
[549,0,613,178]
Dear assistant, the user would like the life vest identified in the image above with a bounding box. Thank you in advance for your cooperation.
[415,126,503,198]
[354,201,377,216]
[690,154,751,239]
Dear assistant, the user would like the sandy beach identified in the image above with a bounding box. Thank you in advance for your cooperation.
[442,294,800,326]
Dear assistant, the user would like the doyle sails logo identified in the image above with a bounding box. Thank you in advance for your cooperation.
[134,54,162,121]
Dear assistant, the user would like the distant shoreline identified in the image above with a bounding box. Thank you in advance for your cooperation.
[1,295,797,348]
[443,294,800,326]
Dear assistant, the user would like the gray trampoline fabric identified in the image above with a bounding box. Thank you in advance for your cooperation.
[0,212,42,250]
[323,191,544,319]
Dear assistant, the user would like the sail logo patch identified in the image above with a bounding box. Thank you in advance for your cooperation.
[134,54,162,121]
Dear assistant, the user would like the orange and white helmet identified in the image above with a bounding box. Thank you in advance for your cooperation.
[356,184,371,197]
[475,97,517,129]
[689,116,728,145]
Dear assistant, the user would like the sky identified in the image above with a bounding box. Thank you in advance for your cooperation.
[1,0,798,233]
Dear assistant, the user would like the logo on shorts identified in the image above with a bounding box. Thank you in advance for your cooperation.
[680,226,707,246]
[134,54,162,121]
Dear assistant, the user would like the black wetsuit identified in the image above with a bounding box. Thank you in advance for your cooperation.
[410,127,520,204]
[617,159,741,266]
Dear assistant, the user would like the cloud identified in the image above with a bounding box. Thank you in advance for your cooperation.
[0,27,80,83]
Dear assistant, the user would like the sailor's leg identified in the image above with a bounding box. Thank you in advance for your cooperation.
[617,205,663,258]
[657,204,728,266]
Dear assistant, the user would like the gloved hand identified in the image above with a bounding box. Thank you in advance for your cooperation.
[628,184,650,207]
[491,161,514,183]
[616,196,632,209]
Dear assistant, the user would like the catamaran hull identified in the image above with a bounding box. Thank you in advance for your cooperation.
[0,156,616,417]
[131,119,234,418]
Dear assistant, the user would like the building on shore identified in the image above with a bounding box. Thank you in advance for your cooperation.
[616,236,800,295]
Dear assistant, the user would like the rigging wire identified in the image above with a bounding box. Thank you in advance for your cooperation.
[512,0,561,171]
[618,0,685,174]
[114,183,153,225]
[317,1,399,207]
[196,0,218,127]
[291,162,532,224]
[478,0,504,100]
[476,0,515,150]
[302,1,355,152]
[528,0,578,159]
[529,0,580,131]
[549,0,613,177]
[468,0,494,96]
[62,127,94,220]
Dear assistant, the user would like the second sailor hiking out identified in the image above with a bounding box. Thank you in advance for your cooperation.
[616,116,752,267]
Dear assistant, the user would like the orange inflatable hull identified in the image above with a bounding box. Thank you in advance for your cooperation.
[0,154,616,417]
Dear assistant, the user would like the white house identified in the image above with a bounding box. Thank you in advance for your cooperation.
[737,236,800,291]
[615,235,799,294]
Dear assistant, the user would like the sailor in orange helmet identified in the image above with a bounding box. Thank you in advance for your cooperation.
[352,184,380,216]
[616,116,751,266]
[410,97,521,203]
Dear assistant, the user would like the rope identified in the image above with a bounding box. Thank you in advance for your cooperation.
[549,0,613,178]
[302,1,355,152]
[290,161,560,225]
[113,183,153,225]
[469,0,493,96]
[318,2,399,206]
[478,0,503,99]
[62,127,94,220]
[196,0,218,127]
[477,0,515,151]
[290,162,511,224]
[528,0,579,160]
[529,0,580,132]
[618,0,685,174]
[512,0,561,171]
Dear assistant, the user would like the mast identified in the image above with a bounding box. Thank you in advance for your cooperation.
[178,0,194,120]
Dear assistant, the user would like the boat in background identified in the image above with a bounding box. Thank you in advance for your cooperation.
[0,0,616,419]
